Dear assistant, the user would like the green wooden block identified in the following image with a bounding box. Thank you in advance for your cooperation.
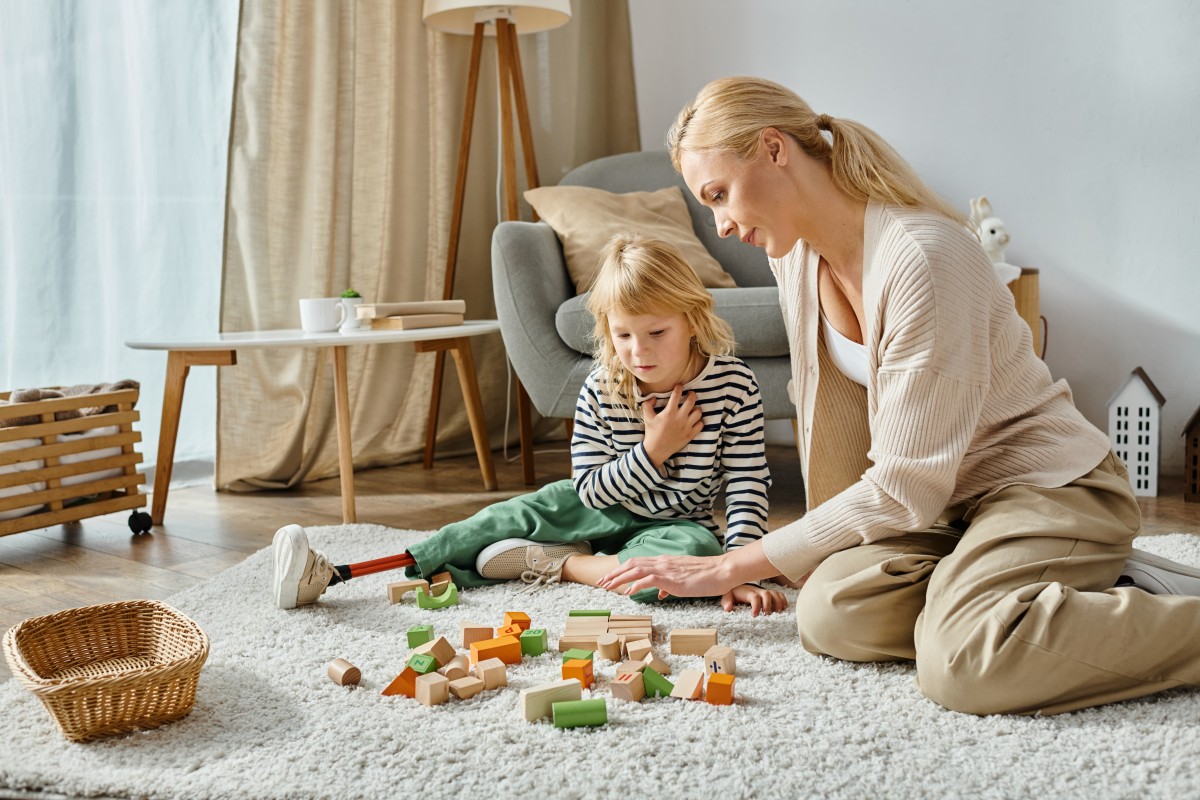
[561,648,594,663]
[642,667,674,698]
[520,628,548,656]
[568,609,611,617]
[407,624,434,648]
[407,653,438,674]
[416,582,459,609]
[552,698,607,728]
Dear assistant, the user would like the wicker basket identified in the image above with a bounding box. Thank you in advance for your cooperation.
[2,600,209,742]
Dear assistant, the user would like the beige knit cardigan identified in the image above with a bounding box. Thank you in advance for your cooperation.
[761,200,1111,581]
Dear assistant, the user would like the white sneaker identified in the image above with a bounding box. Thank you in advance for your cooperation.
[1118,548,1200,595]
[476,539,591,590]
[272,524,336,609]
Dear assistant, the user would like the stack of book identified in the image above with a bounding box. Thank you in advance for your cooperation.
[356,300,466,331]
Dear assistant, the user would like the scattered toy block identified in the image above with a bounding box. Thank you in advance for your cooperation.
[704,645,736,675]
[563,658,594,689]
[670,628,718,656]
[615,660,647,675]
[449,675,485,700]
[642,667,674,698]
[642,650,671,675]
[470,635,522,665]
[413,635,457,668]
[416,582,460,609]
[416,672,450,706]
[430,571,453,587]
[327,658,360,686]
[407,653,438,675]
[610,671,645,702]
[381,666,419,697]
[596,633,622,662]
[558,634,602,651]
[561,648,594,664]
[553,698,607,728]
[460,621,494,649]
[438,654,470,681]
[671,669,704,700]
[504,611,532,631]
[625,639,652,662]
[430,580,451,598]
[475,657,507,690]
[388,578,430,604]
[569,609,611,617]
[705,673,734,706]
[407,624,435,649]
[496,623,525,638]
[520,628,548,657]
[520,678,582,721]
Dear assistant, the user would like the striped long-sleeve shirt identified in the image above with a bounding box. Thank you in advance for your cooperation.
[571,354,771,552]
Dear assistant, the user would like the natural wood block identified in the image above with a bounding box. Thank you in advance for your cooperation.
[671,669,704,700]
[475,657,507,690]
[460,621,494,649]
[609,615,651,622]
[670,628,717,656]
[562,658,594,690]
[519,678,582,722]
[558,634,601,651]
[327,658,360,686]
[470,635,522,665]
[381,666,419,698]
[610,670,645,702]
[413,635,457,668]
[616,660,647,675]
[706,673,734,706]
[449,675,485,700]
[438,654,470,681]
[430,571,453,587]
[388,579,429,604]
[704,645,736,675]
[596,633,622,662]
[503,611,531,631]
[625,639,652,662]
[416,672,450,706]
[643,650,671,675]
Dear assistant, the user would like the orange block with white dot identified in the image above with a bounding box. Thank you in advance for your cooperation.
[562,658,594,689]
[706,673,735,706]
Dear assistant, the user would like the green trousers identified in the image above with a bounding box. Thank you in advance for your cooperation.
[404,479,722,603]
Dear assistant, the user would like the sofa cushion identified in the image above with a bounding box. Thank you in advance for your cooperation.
[555,287,789,359]
[524,185,737,294]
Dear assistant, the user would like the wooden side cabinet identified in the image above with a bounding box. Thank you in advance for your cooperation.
[1009,267,1041,357]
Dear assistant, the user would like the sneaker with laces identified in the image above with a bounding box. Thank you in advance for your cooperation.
[273,524,336,609]
[1118,548,1200,596]
[476,539,592,591]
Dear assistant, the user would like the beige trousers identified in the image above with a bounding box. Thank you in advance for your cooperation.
[795,452,1200,715]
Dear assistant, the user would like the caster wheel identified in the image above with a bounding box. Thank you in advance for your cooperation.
[128,511,153,534]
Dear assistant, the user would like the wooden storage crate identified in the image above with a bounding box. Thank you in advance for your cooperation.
[0,387,147,536]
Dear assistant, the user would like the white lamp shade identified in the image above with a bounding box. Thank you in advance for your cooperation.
[422,0,571,35]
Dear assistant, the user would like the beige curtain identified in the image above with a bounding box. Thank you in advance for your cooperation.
[217,0,640,490]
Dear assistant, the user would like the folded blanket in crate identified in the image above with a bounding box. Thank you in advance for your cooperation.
[0,426,125,520]
[0,380,139,428]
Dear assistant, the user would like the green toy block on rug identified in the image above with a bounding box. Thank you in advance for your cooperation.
[552,698,607,728]
[407,624,434,648]
[520,628,548,656]
[561,648,594,663]
[416,583,459,609]
[407,653,438,675]
[643,667,674,698]
[568,609,611,617]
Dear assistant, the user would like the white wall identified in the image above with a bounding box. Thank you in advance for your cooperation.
[630,0,1200,478]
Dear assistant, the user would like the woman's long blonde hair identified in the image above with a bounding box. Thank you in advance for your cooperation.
[586,234,736,416]
[667,76,965,225]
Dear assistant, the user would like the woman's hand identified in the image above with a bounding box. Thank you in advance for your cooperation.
[642,385,703,468]
[598,553,739,600]
[721,584,789,616]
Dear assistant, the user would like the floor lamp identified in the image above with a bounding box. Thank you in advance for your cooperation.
[422,0,571,485]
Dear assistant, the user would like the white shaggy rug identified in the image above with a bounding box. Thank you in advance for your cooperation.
[4,526,1200,800]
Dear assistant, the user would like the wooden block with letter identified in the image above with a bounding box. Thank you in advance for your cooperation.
[670,628,718,656]
[610,671,645,702]
[704,645,736,675]
[520,678,582,722]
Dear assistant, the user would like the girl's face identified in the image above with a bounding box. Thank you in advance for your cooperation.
[607,309,696,394]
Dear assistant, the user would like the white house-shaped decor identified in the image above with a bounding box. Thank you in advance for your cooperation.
[1107,367,1166,497]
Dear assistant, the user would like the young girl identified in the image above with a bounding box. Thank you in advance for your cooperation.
[272,233,787,615]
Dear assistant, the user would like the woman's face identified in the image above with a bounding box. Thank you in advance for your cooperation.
[680,134,802,259]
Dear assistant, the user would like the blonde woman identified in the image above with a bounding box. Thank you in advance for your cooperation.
[273,234,785,614]
[600,76,1200,714]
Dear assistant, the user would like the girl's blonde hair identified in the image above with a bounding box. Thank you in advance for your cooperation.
[586,233,736,415]
[667,76,966,226]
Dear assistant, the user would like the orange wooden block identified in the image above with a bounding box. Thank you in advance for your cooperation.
[496,623,524,639]
[503,611,531,631]
[706,673,735,706]
[562,658,594,690]
[381,666,419,697]
[470,635,522,665]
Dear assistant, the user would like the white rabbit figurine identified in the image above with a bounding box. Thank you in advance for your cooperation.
[969,196,1021,285]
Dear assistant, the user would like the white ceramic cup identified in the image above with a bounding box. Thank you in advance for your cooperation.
[338,296,364,331]
[299,297,344,333]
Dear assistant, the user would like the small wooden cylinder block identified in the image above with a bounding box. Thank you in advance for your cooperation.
[327,658,361,686]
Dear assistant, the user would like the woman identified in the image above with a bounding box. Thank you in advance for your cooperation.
[599,76,1200,715]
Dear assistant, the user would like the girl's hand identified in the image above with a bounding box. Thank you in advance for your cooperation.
[721,584,789,616]
[598,554,736,599]
[642,385,703,467]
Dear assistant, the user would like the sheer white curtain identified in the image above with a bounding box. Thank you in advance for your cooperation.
[0,0,238,479]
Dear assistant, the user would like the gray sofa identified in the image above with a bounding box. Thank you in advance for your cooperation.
[492,150,792,479]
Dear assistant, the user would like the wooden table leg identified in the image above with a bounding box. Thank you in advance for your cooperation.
[152,349,236,525]
[415,337,497,491]
[329,345,356,523]
[516,379,535,485]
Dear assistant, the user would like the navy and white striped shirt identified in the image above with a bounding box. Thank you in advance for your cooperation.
[571,354,771,552]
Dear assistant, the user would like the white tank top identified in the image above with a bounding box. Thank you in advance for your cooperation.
[821,314,869,387]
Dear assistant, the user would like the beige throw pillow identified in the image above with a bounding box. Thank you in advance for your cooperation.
[524,185,737,294]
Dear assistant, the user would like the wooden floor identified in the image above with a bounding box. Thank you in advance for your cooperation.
[2,444,1198,680]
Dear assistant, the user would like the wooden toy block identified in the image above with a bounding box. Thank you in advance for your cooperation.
[610,614,651,622]
[416,582,459,609]
[407,653,438,675]
[415,672,450,706]
[642,650,671,675]
[327,658,361,686]
[561,648,594,663]
[519,678,582,721]
[438,654,471,681]
[429,580,451,598]
[625,639,653,662]
[562,658,594,689]
[460,621,494,649]
[449,675,485,700]
[381,666,419,697]
[568,609,611,616]
[615,660,647,675]
[552,698,607,728]
[642,667,674,698]
[610,671,645,702]
[596,633,622,662]
[670,628,718,656]
[475,657,507,690]
[671,668,704,700]
[704,645,737,675]
[557,634,602,651]
[388,578,430,604]
[470,635,522,665]
[407,624,434,649]
[496,623,525,638]
[705,673,735,706]
[413,635,457,668]
[430,570,453,587]
[520,628,548,657]
[504,611,532,631]
[564,621,610,635]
